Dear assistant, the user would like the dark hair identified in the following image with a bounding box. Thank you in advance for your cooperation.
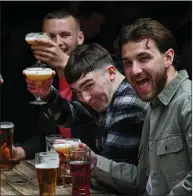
[118,18,180,68]
[42,9,80,30]
[65,43,115,84]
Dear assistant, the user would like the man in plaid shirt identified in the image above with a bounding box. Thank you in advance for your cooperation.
[26,43,149,194]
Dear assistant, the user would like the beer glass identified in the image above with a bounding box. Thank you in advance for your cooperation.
[35,152,59,196]
[53,138,81,184]
[25,32,50,67]
[46,134,63,152]
[46,134,64,186]
[23,67,54,105]
[0,122,17,170]
[69,148,91,196]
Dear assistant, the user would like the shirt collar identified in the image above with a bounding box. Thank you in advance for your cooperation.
[153,70,189,106]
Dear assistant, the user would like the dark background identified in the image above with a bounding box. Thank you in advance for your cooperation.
[0,1,192,142]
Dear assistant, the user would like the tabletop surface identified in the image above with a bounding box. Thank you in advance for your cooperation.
[0,160,117,196]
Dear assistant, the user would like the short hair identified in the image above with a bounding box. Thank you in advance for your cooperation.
[65,43,115,84]
[118,18,180,68]
[42,9,80,31]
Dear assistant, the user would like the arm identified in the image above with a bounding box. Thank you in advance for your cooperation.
[167,95,192,195]
[13,112,58,160]
[91,155,138,195]
[43,86,96,127]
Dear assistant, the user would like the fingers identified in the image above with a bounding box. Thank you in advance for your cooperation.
[33,38,54,46]
[79,143,88,148]
[0,79,4,84]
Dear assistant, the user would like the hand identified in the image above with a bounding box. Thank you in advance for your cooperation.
[79,143,98,171]
[24,71,55,99]
[31,39,69,77]
[12,146,26,161]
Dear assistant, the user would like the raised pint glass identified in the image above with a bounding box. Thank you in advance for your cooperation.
[0,122,14,169]
[35,152,59,196]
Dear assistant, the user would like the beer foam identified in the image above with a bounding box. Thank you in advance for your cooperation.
[53,143,72,149]
[35,163,58,169]
[25,37,36,41]
[24,68,52,75]
[67,141,80,148]
[0,122,14,129]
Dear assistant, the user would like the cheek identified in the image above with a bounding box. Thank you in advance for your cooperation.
[124,67,132,81]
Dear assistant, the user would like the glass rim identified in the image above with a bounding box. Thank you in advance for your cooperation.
[0,121,14,128]
[46,134,63,138]
[35,152,58,157]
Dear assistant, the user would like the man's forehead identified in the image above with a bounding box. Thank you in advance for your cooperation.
[122,39,155,58]
[43,17,77,31]
[70,72,95,89]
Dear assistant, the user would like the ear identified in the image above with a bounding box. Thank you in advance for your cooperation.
[107,65,116,81]
[164,48,174,68]
[77,31,84,45]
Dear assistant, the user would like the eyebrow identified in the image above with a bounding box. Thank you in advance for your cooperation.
[122,52,151,61]
[79,79,93,89]
[71,79,93,92]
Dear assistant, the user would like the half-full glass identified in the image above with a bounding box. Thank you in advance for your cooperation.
[69,148,91,196]
[35,152,59,196]
[23,67,53,105]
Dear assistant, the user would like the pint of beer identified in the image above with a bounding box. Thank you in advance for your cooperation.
[0,122,14,169]
[35,152,59,196]
[69,148,91,196]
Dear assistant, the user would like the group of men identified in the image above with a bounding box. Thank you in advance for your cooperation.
[1,9,191,196]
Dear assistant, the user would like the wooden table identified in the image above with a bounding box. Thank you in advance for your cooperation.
[0,160,117,196]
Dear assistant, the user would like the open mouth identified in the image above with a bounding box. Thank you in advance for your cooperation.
[135,78,150,93]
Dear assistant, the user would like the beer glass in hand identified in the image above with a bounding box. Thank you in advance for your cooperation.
[25,32,50,67]
[35,152,59,196]
[53,139,81,184]
[23,67,54,105]
[69,148,91,196]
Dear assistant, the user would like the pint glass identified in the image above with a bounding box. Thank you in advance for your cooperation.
[0,122,14,169]
[35,152,59,196]
[69,148,91,196]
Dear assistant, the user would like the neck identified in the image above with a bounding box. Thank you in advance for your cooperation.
[166,66,178,85]
[112,73,125,94]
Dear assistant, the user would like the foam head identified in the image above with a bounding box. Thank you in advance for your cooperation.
[24,67,52,75]
[0,122,14,129]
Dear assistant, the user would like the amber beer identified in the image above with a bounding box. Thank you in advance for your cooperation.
[35,152,59,196]
[0,122,14,169]
[36,164,58,195]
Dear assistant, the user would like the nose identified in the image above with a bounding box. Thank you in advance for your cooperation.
[55,35,63,47]
[131,62,142,76]
[81,92,91,103]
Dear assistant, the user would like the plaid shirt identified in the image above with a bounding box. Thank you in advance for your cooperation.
[43,78,149,165]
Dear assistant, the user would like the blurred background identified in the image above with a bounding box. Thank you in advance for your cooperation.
[0,1,191,142]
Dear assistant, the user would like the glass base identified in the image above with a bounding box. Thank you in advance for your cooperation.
[30,100,47,105]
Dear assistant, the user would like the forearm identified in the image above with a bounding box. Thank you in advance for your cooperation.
[91,155,138,194]
[43,86,95,127]
[20,134,45,160]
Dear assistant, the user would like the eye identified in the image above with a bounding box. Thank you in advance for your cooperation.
[60,32,70,38]
[84,84,94,91]
[123,61,132,68]
[139,56,149,63]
